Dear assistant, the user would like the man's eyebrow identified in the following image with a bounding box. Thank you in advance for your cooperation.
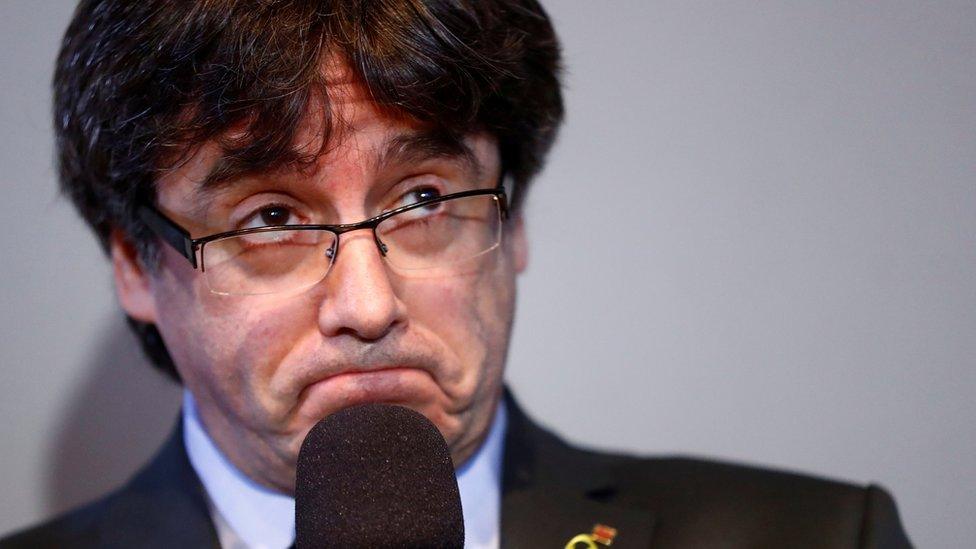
[375,130,483,180]
[198,157,264,194]
[192,156,304,207]
[192,129,482,197]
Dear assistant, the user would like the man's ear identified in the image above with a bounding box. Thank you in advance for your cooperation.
[110,229,157,323]
[508,214,528,274]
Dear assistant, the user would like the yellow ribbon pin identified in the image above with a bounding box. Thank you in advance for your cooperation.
[564,524,617,548]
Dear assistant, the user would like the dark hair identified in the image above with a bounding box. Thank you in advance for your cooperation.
[54,0,563,382]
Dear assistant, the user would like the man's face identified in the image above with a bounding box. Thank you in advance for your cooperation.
[112,73,527,493]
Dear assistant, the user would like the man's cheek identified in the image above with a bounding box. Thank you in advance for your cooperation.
[217,294,310,350]
[402,278,477,324]
[177,299,303,396]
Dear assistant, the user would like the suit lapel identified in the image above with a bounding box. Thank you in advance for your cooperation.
[499,392,655,548]
[97,421,221,548]
[501,488,655,549]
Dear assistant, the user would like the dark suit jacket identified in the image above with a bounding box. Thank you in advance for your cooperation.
[1,395,912,548]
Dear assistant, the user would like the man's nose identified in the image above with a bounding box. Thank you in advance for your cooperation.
[316,230,406,341]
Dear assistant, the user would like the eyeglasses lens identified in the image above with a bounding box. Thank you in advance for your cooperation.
[201,194,501,295]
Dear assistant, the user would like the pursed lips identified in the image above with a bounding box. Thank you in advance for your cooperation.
[322,365,430,383]
[292,361,439,399]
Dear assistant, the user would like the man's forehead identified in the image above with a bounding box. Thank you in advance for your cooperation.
[156,72,490,214]
[322,57,366,104]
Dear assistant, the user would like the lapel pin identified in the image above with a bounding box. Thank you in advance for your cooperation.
[564,523,618,548]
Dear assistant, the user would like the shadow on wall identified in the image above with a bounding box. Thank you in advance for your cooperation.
[44,316,181,516]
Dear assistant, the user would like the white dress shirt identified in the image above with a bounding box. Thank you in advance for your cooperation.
[183,390,506,549]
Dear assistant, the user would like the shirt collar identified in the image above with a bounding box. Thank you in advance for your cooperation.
[183,391,295,548]
[183,390,507,549]
[457,400,507,548]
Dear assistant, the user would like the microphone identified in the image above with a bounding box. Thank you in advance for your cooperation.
[294,403,465,548]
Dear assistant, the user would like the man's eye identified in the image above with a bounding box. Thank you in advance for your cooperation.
[241,205,296,229]
[394,187,441,210]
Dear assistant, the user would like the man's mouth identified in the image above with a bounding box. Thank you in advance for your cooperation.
[295,366,439,417]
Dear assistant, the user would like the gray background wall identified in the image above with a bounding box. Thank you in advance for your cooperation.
[2,1,974,546]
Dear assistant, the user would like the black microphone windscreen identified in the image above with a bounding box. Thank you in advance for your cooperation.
[295,403,464,548]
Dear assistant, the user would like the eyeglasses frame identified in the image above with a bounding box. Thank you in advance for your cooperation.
[138,185,510,274]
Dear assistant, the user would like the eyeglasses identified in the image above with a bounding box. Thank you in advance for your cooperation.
[139,186,508,296]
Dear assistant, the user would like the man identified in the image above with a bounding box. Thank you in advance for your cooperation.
[2,0,912,547]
